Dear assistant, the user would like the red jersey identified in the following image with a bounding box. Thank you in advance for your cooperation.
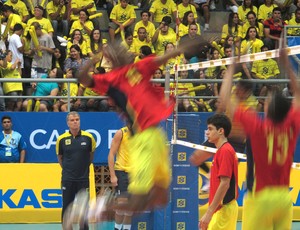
[209,142,239,210]
[234,106,300,193]
[92,56,174,133]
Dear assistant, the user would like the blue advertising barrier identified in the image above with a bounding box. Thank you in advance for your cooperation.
[2,112,300,228]
[170,114,200,230]
[288,37,300,73]
[0,112,124,164]
[2,112,300,163]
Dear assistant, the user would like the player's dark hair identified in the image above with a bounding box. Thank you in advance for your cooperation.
[237,79,253,92]
[1,116,11,123]
[103,43,134,68]
[267,91,291,123]
[207,114,232,137]
[140,45,152,56]
[140,10,150,17]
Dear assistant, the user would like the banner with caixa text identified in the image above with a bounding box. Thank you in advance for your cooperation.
[0,163,96,223]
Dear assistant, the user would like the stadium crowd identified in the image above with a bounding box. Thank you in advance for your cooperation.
[0,0,298,112]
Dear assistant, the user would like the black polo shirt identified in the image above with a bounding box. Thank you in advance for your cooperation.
[56,130,96,181]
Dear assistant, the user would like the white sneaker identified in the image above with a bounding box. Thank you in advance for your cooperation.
[204,24,209,31]
[200,181,210,194]
[210,1,216,10]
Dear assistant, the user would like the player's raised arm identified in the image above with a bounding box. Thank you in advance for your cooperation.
[280,45,300,108]
[218,62,237,117]
[77,59,95,88]
[77,52,105,88]
[153,38,208,66]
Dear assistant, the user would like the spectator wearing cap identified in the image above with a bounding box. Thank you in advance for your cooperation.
[28,22,55,78]
[4,0,30,23]
[46,0,68,37]
[149,0,177,29]
[8,23,24,70]
[27,5,54,37]
[108,0,136,42]
[152,16,176,56]
[2,5,22,39]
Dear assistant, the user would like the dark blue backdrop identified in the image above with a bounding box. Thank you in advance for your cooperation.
[1,112,300,164]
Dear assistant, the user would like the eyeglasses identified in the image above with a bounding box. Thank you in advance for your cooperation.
[2,121,11,124]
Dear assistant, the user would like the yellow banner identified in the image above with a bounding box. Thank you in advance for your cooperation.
[0,163,95,223]
[199,162,300,220]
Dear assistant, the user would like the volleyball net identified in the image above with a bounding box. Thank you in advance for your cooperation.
[170,45,300,170]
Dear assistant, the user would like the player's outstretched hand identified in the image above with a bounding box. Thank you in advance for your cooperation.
[177,37,209,58]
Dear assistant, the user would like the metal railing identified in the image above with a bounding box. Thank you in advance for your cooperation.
[0,77,293,111]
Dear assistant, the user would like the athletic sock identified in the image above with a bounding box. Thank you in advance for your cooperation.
[123,224,131,230]
[114,223,122,230]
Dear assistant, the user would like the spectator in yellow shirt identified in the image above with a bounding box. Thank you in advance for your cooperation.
[70,0,99,29]
[67,29,89,57]
[287,8,300,36]
[69,9,94,43]
[108,0,136,42]
[149,0,177,28]
[238,0,258,24]
[221,12,243,44]
[27,5,54,37]
[133,10,156,40]
[242,11,264,39]
[4,0,29,23]
[1,50,23,111]
[130,27,154,56]
[177,0,198,23]
[258,0,278,22]
[46,0,68,37]
[152,16,176,56]
[2,5,22,39]
[178,11,201,38]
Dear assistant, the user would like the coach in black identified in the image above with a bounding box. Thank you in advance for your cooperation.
[56,111,96,229]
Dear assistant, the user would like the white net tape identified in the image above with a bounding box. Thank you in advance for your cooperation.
[172,139,300,170]
[175,45,300,71]
[171,45,300,170]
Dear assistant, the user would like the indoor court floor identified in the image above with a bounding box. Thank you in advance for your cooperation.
[1,222,300,230]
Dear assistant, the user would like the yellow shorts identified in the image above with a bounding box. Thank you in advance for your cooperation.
[127,127,171,194]
[242,188,292,230]
[208,200,238,230]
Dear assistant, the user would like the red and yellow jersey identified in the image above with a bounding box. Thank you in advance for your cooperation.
[234,106,300,193]
[92,55,174,133]
[209,142,239,211]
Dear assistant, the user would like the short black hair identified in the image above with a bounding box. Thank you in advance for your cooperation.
[2,116,11,123]
[2,5,13,12]
[140,10,150,17]
[237,79,253,92]
[273,7,281,13]
[13,23,23,32]
[140,45,152,56]
[34,5,44,11]
[96,66,106,74]
[267,92,291,123]
[207,114,232,137]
